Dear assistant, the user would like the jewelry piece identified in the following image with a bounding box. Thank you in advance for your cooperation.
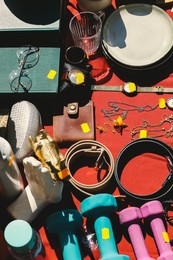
[96,123,116,133]
[101,101,158,120]
[130,114,173,139]
[167,98,173,110]
[97,116,127,134]
[91,83,173,94]
[66,70,85,85]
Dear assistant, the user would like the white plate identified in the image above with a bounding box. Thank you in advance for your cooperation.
[102,4,173,67]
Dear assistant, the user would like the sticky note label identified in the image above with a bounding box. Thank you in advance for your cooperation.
[102,228,110,240]
[162,231,170,242]
[58,168,70,180]
[128,82,136,93]
[47,70,57,79]
[159,98,166,109]
[140,130,148,138]
[8,153,14,167]
[81,123,90,133]
[76,72,84,84]
[117,116,123,125]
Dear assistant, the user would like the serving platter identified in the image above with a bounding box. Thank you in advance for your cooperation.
[102,4,173,68]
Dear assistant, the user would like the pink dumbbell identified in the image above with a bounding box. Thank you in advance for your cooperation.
[119,206,156,260]
[141,200,173,260]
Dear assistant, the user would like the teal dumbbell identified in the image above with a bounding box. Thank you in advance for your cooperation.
[46,209,83,260]
[81,193,130,260]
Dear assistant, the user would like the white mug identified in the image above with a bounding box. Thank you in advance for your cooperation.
[77,0,112,12]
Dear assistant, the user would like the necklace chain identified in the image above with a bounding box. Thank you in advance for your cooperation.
[101,101,158,120]
[131,114,173,139]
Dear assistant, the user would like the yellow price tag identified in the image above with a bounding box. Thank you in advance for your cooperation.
[76,72,85,85]
[128,82,137,93]
[159,98,166,109]
[162,231,170,243]
[47,70,57,79]
[116,116,123,125]
[102,228,110,240]
[58,168,70,180]
[81,123,90,133]
[140,130,148,138]
[8,153,14,167]
[124,82,137,94]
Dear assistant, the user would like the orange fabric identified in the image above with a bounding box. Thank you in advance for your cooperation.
[41,1,173,259]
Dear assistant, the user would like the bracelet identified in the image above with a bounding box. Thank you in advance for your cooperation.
[91,83,173,94]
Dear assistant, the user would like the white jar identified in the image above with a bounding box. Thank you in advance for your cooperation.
[4,220,45,260]
[0,137,24,203]
[77,0,112,12]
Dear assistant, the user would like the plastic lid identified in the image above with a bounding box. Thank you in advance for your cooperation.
[4,220,36,253]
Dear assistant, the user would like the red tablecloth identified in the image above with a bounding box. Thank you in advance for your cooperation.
[40,1,173,259]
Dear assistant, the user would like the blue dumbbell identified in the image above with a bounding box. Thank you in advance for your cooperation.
[46,209,83,260]
[81,193,130,260]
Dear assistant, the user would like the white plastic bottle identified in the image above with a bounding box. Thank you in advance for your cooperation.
[0,137,24,204]
[4,219,45,260]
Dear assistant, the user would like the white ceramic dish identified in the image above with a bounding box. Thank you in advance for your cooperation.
[102,4,173,67]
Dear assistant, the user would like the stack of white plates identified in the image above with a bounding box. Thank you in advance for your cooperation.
[102,4,173,70]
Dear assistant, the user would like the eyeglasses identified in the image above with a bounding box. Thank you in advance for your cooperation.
[9,46,39,93]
